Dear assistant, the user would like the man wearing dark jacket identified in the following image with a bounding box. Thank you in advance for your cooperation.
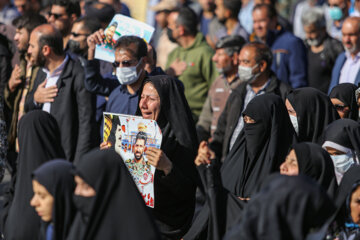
[208,42,291,161]
[25,24,97,162]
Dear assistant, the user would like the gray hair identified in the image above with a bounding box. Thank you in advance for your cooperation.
[301,7,326,28]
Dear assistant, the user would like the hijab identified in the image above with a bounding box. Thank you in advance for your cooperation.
[292,142,337,197]
[329,83,359,121]
[67,149,160,240]
[223,174,335,240]
[32,160,75,240]
[2,110,65,240]
[287,87,339,143]
[221,93,295,198]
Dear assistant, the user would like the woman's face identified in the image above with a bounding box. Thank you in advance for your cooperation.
[139,82,161,121]
[331,98,350,119]
[285,99,297,116]
[74,175,96,197]
[351,186,360,225]
[280,149,299,176]
[30,180,54,222]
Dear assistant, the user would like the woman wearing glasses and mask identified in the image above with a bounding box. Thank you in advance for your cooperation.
[329,83,359,120]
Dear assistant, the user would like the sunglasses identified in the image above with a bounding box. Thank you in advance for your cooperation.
[112,59,138,68]
[48,12,66,20]
[334,104,348,111]
[71,32,89,37]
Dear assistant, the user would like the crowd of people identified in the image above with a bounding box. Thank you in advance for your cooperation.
[0,0,358,239]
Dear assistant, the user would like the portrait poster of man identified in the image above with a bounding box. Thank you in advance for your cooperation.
[103,112,162,208]
[94,14,155,63]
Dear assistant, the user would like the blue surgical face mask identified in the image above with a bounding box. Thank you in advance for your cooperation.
[289,115,299,135]
[331,152,355,176]
[329,6,343,21]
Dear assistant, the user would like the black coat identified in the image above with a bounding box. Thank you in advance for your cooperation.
[25,56,97,162]
[209,72,291,160]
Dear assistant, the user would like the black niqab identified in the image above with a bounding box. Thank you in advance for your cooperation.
[67,149,160,240]
[329,83,359,121]
[2,110,65,240]
[287,87,339,143]
[32,159,75,240]
[221,94,295,198]
[292,142,337,197]
[224,174,335,240]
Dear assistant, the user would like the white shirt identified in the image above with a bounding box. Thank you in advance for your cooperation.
[339,51,360,85]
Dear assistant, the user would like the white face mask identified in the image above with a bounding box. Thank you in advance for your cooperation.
[331,152,355,175]
[289,115,299,135]
[238,64,261,83]
[116,58,143,85]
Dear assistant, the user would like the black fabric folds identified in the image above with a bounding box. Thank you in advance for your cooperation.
[67,149,160,240]
[1,110,65,240]
[220,94,295,198]
[287,87,339,143]
[136,75,199,238]
[32,159,76,240]
[292,142,337,197]
[223,174,335,240]
[329,83,359,121]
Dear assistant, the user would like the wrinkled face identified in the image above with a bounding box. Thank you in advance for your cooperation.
[30,180,54,222]
[252,7,270,40]
[28,31,46,67]
[74,175,96,197]
[47,5,71,36]
[280,149,299,176]
[14,0,30,15]
[285,99,297,117]
[331,98,350,118]
[134,139,145,161]
[14,27,29,52]
[342,20,360,54]
[69,22,89,52]
[139,82,161,121]
[351,186,360,225]
[212,48,234,74]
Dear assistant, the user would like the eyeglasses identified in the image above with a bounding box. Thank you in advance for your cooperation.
[334,104,348,112]
[71,32,89,37]
[48,12,66,20]
[112,59,138,68]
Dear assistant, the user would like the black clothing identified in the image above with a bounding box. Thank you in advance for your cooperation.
[1,110,65,240]
[292,142,337,197]
[287,87,340,143]
[136,75,199,239]
[25,55,97,162]
[329,83,359,121]
[209,72,291,160]
[224,174,335,240]
[220,94,295,198]
[32,160,76,240]
[67,149,160,240]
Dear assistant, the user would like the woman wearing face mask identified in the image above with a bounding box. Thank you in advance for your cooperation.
[329,83,359,120]
[30,160,76,240]
[280,142,337,197]
[322,118,360,184]
[286,87,339,143]
[67,149,160,240]
[1,111,65,240]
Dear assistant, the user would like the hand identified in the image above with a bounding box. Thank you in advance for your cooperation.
[194,141,215,166]
[33,80,58,104]
[87,29,105,60]
[100,141,111,150]
[8,64,22,92]
[167,58,187,76]
[146,147,173,175]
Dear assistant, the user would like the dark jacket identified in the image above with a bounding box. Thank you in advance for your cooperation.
[209,73,291,160]
[25,55,97,162]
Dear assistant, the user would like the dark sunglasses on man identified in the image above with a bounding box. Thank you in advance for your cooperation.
[48,12,66,20]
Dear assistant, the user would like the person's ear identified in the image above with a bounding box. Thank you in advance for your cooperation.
[259,60,267,72]
[178,25,185,36]
[42,45,51,57]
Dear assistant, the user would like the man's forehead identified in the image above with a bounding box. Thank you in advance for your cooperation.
[51,5,67,13]
[115,46,137,59]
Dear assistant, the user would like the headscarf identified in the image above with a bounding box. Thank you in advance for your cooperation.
[221,93,295,198]
[292,142,337,197]
[287,87,339,143]
[32,160,75,240]
[2,110,65,240]
[136,75,199,237]
[329,83,359,121]
[67,149,160,240]
[223,174,335,240]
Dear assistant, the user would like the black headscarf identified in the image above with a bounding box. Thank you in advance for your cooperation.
[287,87,340,143]
[67,149,160,240]
[292,142,337,197]
[223,174,335,240]
[32,159,75,240]
[2,110,65,240]
[220,94,295,198]
[136,75,199,238]
[329,83,359,121]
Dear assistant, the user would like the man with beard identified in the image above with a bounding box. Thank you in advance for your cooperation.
[329,17,360,92]
[47,0,80,50]
[24,24,97,163]
[4,14,46,170]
